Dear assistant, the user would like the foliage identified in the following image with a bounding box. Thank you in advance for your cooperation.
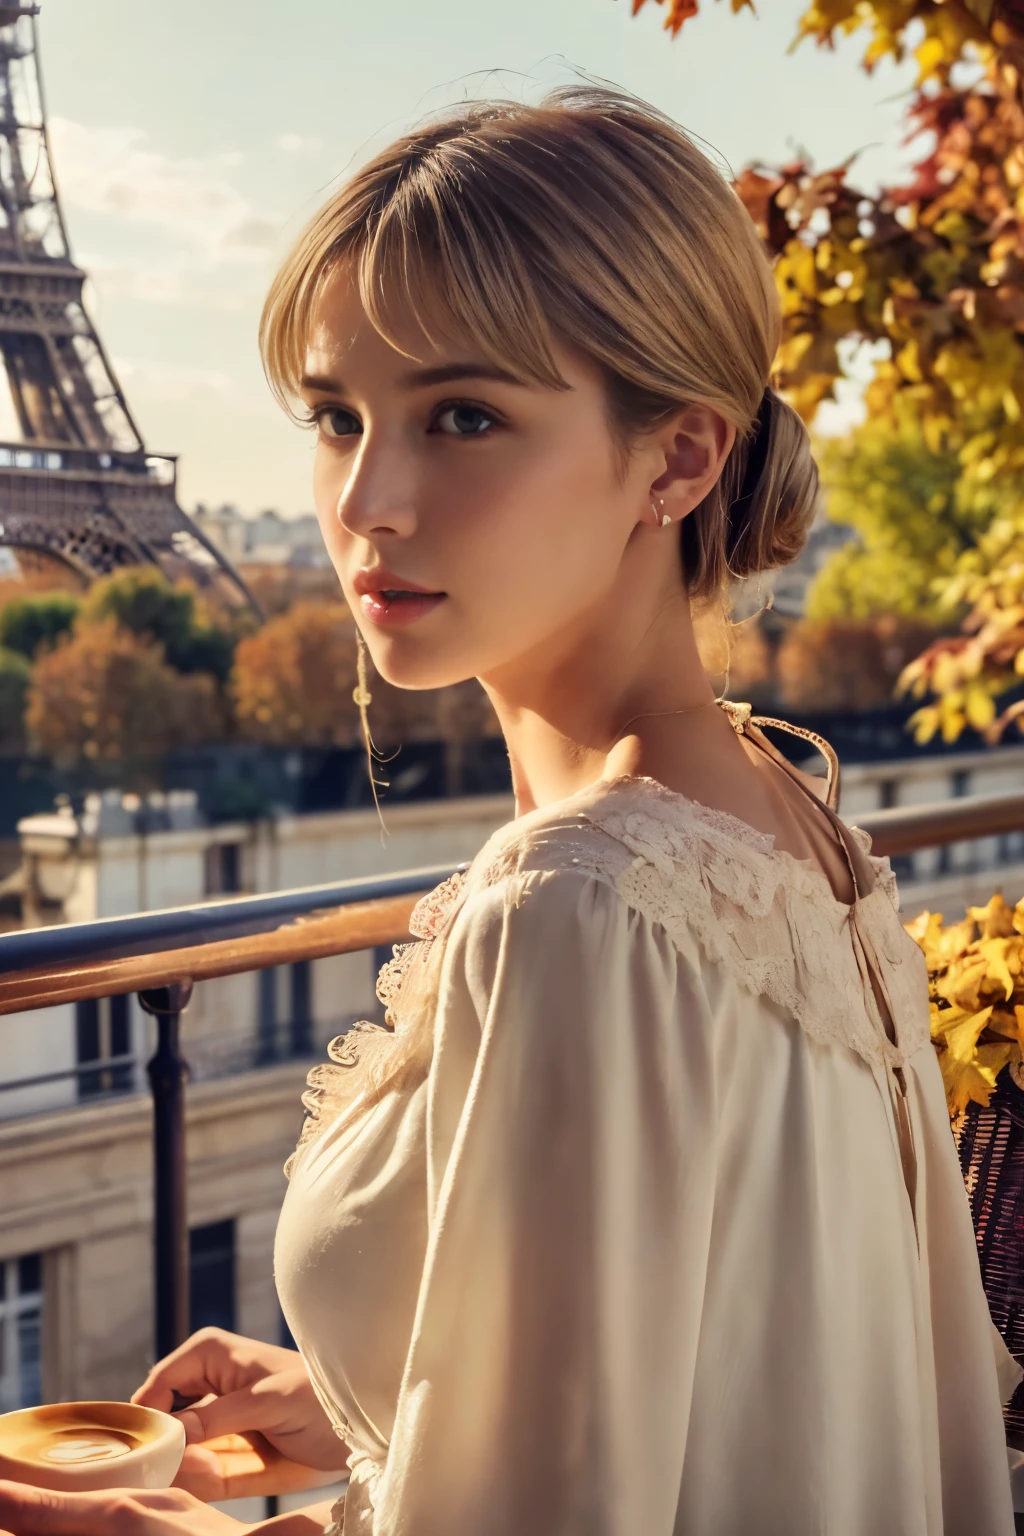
[776,613,943,709]
[232,602,363,747]
[0,591,80,659]
[0,646,30,752]
[232,599,501,754]
[236,562,342,618]
[631,0,1024,733]
[631,0,753,38]
[81,568,236,685]
[807,423,1015,621]
[893,514,1024,742]
[906,894,1024,1118]
[26,618,222,780]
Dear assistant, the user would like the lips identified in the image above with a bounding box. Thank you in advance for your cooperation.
[356,588,446,629]
[353,566,444,599]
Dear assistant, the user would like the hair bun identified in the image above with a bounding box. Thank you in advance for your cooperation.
[724,389,819,583]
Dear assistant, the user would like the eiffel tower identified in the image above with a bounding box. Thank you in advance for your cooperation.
[0,3,255,607]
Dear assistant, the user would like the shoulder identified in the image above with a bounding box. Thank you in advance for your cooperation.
[436,781,727,990]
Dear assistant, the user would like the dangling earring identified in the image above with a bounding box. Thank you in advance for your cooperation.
[352,628,397,842]
[650,495,671,528]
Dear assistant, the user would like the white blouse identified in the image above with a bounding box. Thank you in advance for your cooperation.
[275,703,1021,1535]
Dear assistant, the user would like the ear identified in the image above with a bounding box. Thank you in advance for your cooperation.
[650,404,737,520]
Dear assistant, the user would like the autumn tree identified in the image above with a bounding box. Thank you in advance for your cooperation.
[805,422,1024,622]
[236,561,342,618]
[26,618,222,782]
[232,601,364,746]
[0,591,80,659]
[776,614,944,712]
[81,568,236,685]
[232,601,500,794]
[631,0,1024,738]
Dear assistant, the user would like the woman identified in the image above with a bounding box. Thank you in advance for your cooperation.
[2,85,1020,1536]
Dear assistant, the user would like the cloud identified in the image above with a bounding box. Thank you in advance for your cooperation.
[277,132,323,154]
[49,117,282,267]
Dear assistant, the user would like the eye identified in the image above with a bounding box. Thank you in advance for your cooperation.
[314,406,360,440]
[432,402,496,437]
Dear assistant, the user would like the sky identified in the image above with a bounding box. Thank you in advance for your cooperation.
[36,0,921,519]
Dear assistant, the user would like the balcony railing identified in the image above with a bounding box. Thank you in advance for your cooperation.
[2,793,1024,1517]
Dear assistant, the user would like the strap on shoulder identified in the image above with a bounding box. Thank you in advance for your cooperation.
[718,700,840,811]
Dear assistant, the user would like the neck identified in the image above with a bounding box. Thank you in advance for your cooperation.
[479,582,719,819]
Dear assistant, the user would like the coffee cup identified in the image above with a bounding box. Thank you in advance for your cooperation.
[0,1400,185,1492]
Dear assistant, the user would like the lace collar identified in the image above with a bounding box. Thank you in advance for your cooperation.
[407,769,925,1074]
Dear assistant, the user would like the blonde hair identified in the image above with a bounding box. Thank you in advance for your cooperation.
[263,86,820,1107]
[260,84,818,604]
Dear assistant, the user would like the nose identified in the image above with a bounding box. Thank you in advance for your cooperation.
[333,433,418,541]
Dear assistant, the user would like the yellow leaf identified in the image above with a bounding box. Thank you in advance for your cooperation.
[905,909,945,956]
[976,937,1018,999]
[968,893,1017,938]
[909,704,940,744]
[938,1039,1014,1116]
[965,685,997,730]
[938,916,976,963]
[942,1004,995,1061]
[937,956,991,1010]
[914,35,950,81]
[930,1001,984,1042]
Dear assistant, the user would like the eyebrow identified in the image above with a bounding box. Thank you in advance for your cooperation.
[300,362,526,394]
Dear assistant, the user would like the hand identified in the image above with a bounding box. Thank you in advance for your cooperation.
[0,1480,255,1534]
[132,1328,346,1501]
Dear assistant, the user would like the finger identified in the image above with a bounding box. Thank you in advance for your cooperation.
[132,1327,251,1410]
[182,1381,289,1444]
[172,1440,232,1503]
[0,1482,116,1534]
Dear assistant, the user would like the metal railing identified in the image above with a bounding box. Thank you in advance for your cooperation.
[0,863,459,1357]
[1,792,1024,1515]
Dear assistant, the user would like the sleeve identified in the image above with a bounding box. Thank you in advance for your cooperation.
[369,868,720,1536]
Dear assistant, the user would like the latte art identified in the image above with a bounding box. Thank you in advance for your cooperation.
[0,1409,155,1470]
[0,1399,185,1492]
[39,1430,136,1464]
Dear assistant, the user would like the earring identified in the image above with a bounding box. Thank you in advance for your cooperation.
[650,496,671,528]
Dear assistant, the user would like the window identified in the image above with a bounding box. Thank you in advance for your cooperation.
[257,967,278,1064]
[204,841,242,898]
[938,769,973,876]
[189,1220,235,1334]
[75,994,133,1099]
[290,960,312,1056]
[257,963,313,1063]
[0,1253,42,1411]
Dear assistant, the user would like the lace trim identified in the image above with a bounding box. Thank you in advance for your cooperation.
[584,783,930,1070]
[285,870,469,1176]
[465,776,932,1073]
